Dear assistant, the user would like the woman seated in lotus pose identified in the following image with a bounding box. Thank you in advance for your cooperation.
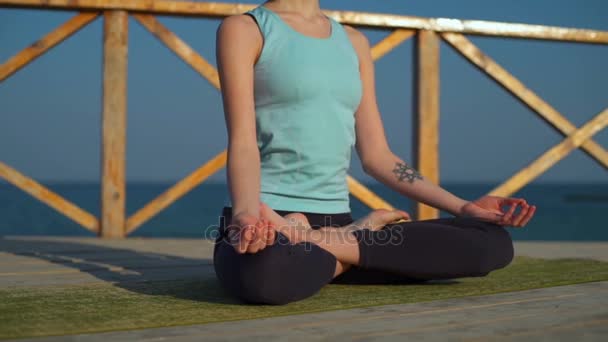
[213,0,536,305]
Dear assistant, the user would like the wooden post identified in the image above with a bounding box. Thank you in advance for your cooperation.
[442,32,608,170]
[100,10,128,238]
[413,30,440,220]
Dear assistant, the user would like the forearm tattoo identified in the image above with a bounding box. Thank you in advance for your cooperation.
[392,161,423,183]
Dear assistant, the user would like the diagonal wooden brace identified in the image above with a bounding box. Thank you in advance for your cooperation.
[132,14,220,89]
[442,32,608,171]
[0,12,99,82]
[0,161,99,232]
[371,29,416,60]
[490,108,608,197]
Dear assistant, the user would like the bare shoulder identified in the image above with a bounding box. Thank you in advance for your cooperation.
[216,13,260,41]
[216,14,262,63]
[342,24,371,55]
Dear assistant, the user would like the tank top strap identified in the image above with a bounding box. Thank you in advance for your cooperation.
[244,6,276,40]
[328,17,348,40]
[246,5,341,43]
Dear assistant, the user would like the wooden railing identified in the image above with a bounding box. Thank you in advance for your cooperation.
[1,0,607,237]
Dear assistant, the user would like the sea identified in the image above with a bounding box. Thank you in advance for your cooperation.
[1,182,607,241]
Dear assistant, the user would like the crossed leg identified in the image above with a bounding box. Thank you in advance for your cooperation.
[259,201,409,276]
[213,204,514,305]
[260,202,513,279]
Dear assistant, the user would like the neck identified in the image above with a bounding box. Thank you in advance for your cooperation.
[265,0,322,18]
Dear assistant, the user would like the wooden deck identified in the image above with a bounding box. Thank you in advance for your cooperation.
[2,236,608,341]
[14,281,608,342]
[2,236,608,287]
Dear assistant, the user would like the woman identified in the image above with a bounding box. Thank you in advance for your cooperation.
[213,0,536,305]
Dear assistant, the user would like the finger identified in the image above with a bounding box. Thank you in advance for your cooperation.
[256,220,269,251]
[504,197,526,206]
[246,232,262,254]
[247,222,262,248]
[519,205,536,227]
[266,225,276,245]
[239,226,254,253]
[226,228,240,249]
[476,210,503,224]
[246,243,261,254]
[399,210,411,220]
[499,202,519,225]
[387,210,408,222]
[247,236,266,253]
[258,218,269,246]
[512,203,531,227]
[499,197,522,213]
[253,219,270,252]
[227,225,244,249]
[263,219,276,246]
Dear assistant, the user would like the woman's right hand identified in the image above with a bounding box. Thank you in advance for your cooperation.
[226,212,276,254]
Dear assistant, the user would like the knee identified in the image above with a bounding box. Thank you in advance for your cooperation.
[492,225,514,269]
[213,233,335,305]
[213,236,291,305]
[236,253,296,305]
[479,225,514,274]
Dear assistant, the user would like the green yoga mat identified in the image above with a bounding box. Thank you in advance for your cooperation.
[2,256,608,339]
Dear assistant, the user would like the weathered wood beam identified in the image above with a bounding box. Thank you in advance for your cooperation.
[126,151,227,235]
[132,14,414,98]
[371,29,416,61]
[442,32,608,170]
[1,1,607,44]
[0,12,99,82]
[0,0,250,16]
[100,10,128,238]
[413,30,441,220]
[490,108,608,197]
[346,176,397,212]
[0,161,99,232]
[132,14,220,88]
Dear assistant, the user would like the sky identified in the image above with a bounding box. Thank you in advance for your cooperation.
[1,0,607,185]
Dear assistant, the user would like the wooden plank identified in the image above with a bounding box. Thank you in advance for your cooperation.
[100,10,128,238]
[442,32,608,170]
[126,151,227,235]
[347,176,396,211]
[0,0,250,17]
[132,14,220,89]
[326,11,608,44]
[0,161,99,232]
[2,1,608,44]
[371,29,415,61]
[413,30,440,220]
[489,108,608,197]
[0,12,99,82]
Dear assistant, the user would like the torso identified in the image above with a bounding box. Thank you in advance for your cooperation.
[224,4,364,214]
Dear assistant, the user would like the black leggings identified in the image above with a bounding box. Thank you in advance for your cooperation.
[213,206,514,305]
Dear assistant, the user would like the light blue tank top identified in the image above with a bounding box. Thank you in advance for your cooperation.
[225,5,363,214]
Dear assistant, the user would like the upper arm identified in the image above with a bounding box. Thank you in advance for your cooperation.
[344,25,391,169]
[216,14,262,148]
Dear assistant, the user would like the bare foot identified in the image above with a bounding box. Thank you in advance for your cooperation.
[348,209,410,231]
[283,212,311,229]
[259,202,311,243]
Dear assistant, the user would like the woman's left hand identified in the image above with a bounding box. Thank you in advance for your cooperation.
[458,195,536,227]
